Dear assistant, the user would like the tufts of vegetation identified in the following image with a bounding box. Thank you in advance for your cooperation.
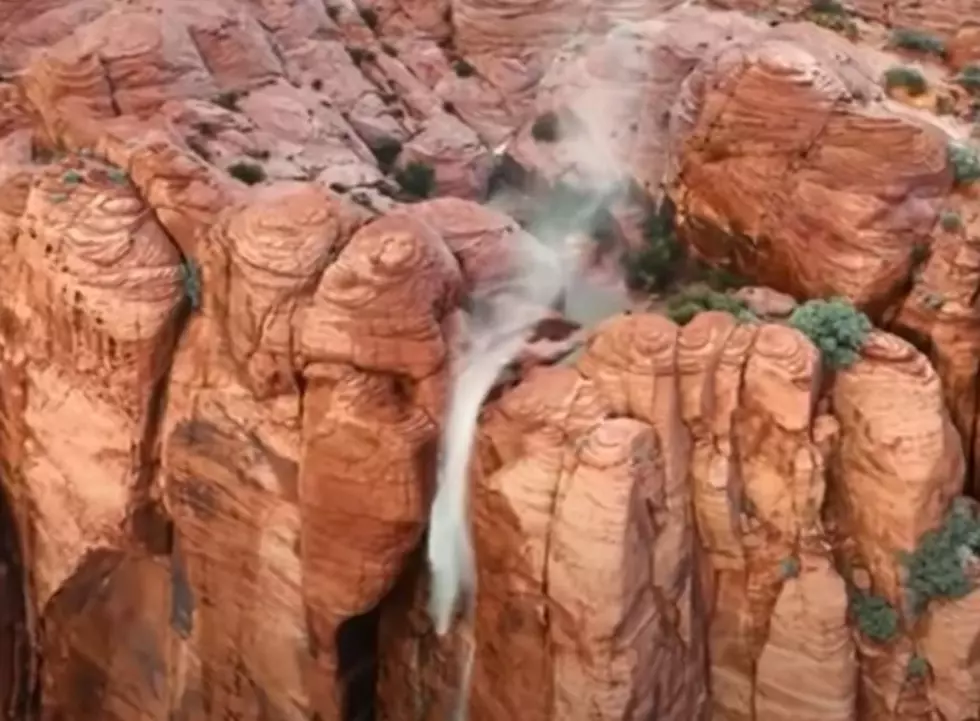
[890,28,947,58]
[453,59,476,78]
[788,297,872,369]
[665,286,755,326]
[180,258,202,311]
[906,654,930,679]
[923,292,946,311]
[849,590,899,643]
[805,0,858,39]
[358,7,378,28]
[62,169,83,185]
[348,47,375,65]
[49,192,68,204]
[531,111,561,142]
[107,168,128,185]
[949,141,980,185]
[212,91,242,111]
[394,161,436,199]
[808,0,846,13]
[622,201,685,293]
[900,497,980,615]
[883,66,928,97]
[369,135,403,172]
[940,209,963,232]
[956,64,980,94]
[227,161,267,185]
[779,556,801,580]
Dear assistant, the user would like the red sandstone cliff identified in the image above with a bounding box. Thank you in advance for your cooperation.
[0,0,980,720]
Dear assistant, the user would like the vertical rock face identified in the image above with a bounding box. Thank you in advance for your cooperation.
[1,1,980,721]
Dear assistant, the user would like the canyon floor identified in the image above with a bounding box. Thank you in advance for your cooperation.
[2,0,980,719]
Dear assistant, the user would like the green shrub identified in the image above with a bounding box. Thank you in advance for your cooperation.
[900,497,980,615]
[180,258,202,311]
[453,59,476,78]
[531,111,560,142]
[810,0,845,11]
[956,64,980,94]
[62,169,83,185]
[890,28,947,57]
[883,66,928,96]
[395,161,435,198]
[779,557,801,579]
[788,297,872,369]
[906,654,930,679]
[949,141,980,185]
[849,590,899,643]
[923,292,946,311]
[212,91,241,111]
[622,202,685,293]
[227,161,266,185]
[107,168,128,185]
[940,210,963,232]
[369,135,403,171]
[665,286,755,326]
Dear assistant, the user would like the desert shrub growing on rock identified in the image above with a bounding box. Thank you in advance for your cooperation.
[369,135,403,172]
[665,286,755,326]
[900,497,980,615]
[621,202,685,293]
[531,111,560,142]
[779,556,801,579]
[849,590,899,643]
[395,161,435,198]
[788,297,871,369]
[890,28,946,57]
[227,161,266,185]
[940,209,963,232]
[956,64,980,94]
[883,66,928,96]
[906,654,930,679]
[949,141,980,185]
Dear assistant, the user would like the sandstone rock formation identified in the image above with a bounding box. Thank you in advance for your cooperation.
[1,0,980,720]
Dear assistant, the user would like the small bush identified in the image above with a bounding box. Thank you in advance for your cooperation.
[900,497,980,615]
[923,292,946,311]
[62,169,83,185]
[348,47,374,65]
[227,161,266,185]
[940,209,963,232]
[809,0,845,12]
[883,66,928,97]
[956,64,980,94]
[212,91,241,111]
[906,654,930,679]
[665,286,755,326]
[779,557,801,579]
[107,168,128,185]
[358,7,378,28]
[949,141,980,185]
[394,161,435,198]
[622,202,685,293]
[849,590,899,643]
[531,111,560,142]
[788,297,872,369]
[810,11,858,38]
[370,135,403,171]
[453,59,476,78]
[890,28,947,57]
[180,258,202,311]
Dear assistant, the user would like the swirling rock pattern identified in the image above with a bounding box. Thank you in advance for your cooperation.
[0,1,979,721]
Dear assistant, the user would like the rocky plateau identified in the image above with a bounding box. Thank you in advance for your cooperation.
[2,0,980,719]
